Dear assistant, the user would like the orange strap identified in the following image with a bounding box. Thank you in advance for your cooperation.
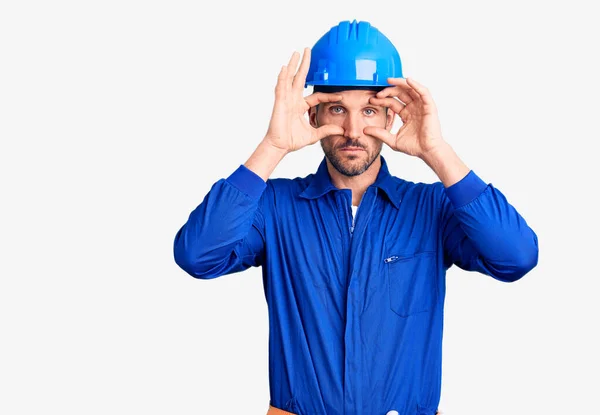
[267,404,297,415]
[267,403,441,414]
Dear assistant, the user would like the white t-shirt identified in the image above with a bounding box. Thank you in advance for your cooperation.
[351,205,358,224]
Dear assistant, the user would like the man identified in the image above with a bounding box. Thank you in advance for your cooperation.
[173,20,539,415]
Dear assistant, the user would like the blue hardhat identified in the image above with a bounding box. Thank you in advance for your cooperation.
[305,20,403,89]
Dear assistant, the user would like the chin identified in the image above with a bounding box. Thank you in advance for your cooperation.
[340,150,367,159]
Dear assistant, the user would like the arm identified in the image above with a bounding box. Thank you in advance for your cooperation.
[173,48,342,279]
[172,142,285,279]
[425,143,539,282]
[365,77,538,282]
[438,168,539,282]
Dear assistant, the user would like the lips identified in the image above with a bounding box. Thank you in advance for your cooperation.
[340,147,364,151]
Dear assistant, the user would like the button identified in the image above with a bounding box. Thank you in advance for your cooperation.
[386,411,399,415]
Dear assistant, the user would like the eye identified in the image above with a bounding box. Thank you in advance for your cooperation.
[330,106,345,114]
[364,108,376,116]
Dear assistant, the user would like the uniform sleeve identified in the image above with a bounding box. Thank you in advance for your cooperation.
[440,170,539,282]
[173,164,268,279]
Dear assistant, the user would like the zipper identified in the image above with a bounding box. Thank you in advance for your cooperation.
[346,193,354,237]
[384,255,400,263]
[384,251,436,263]
[349,193,364,237]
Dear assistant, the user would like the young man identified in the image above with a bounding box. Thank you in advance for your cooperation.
[173,20,539,415]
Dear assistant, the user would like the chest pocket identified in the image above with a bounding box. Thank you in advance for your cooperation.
[385,251,437,317]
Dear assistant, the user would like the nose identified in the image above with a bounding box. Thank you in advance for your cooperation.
[342,112,362,140]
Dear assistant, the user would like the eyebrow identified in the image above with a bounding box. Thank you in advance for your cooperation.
[322,101,384,109]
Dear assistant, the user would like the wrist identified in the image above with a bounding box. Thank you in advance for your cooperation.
[420,140,451,166]
[262,136,291,157]
[243,139,288,182]
[420,142,470,187]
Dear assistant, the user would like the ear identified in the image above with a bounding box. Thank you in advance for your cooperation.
[309,106,319,128]
[385,108,395,131]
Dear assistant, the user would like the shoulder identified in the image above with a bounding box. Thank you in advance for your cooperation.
[266,173,311,192]
[262,172,314,207]
[390,174,445,202]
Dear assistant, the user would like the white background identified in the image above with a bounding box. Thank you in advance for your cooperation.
[1,1,599,414]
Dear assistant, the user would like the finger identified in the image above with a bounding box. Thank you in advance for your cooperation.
[363,126,395,148]
[286,51,301,94]
[287,51,301,73]
[382,78,421,102]
[375,86,413,104]
[376,84,414,104]
[369,97,406,115]
[275,65,288,99]
[408,88,421,101]
[395,89,414,105]
[377,77,411,92]
[405,77,427,95]
[304,92,343,108]
[314,124,344,141]
[293,47,311,92]
[406,77,434,105]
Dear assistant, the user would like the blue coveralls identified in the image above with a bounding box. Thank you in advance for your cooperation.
[173,155,539,415]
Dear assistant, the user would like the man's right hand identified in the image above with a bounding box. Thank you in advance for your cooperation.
[263,48,345,154]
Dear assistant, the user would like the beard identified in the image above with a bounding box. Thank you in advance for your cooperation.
[320,138,383,177]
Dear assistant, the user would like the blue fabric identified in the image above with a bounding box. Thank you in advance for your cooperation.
[173,155,539,415]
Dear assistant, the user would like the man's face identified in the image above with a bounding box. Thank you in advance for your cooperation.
[309,89,393,177]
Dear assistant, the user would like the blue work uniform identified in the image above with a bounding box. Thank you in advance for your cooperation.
[173,154,539,415]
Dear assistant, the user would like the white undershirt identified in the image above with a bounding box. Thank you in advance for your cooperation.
[351,205,358,226]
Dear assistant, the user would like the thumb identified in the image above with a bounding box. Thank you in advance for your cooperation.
[314,124,344,141]
[364,126,395,148]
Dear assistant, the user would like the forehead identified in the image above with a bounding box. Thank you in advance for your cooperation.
[322,89,379,107]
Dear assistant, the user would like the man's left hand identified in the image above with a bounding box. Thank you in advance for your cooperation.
[364,77,445,159]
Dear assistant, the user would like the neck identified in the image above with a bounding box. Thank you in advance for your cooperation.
[326,155,381,206]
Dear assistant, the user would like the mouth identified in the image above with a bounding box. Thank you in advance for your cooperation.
[340,147,365,152]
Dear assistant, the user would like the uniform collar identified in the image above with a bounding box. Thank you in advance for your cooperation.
[298,154,402,209]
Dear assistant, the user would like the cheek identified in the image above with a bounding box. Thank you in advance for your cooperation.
[319,113,344,126]
[364,114,387,127]
[320,136,334,149]
[366,136,382,150]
